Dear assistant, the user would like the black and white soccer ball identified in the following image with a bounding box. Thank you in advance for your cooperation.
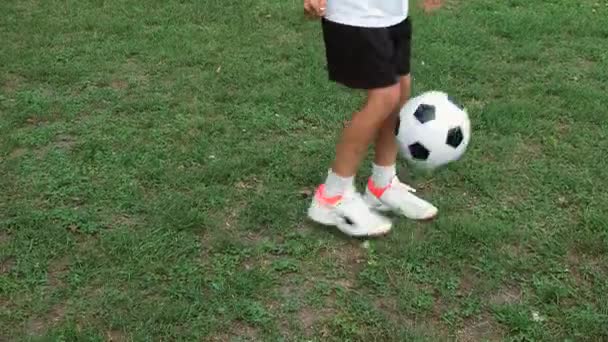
[395,91,471,169]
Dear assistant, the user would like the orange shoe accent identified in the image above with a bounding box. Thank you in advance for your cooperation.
[368,178,391,199]
[315,184,342,206]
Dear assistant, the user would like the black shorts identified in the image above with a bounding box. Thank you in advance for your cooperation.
[321,17,412,90]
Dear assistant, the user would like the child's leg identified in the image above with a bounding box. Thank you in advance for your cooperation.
[373,75,411,169]
[365,74,438,220]
[308,18,405,236]
[331,84,401,178]
[308,65,401,238]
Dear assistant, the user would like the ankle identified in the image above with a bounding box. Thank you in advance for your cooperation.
[324,169,355,197]
[371,163,396,188]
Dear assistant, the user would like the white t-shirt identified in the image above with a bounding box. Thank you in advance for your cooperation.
[324,0,409,28]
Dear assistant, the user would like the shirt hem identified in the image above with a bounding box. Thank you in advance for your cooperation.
[323,14,408,28]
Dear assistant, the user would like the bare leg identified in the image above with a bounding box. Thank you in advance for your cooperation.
[331,83,401,178]
[373,75,411,166]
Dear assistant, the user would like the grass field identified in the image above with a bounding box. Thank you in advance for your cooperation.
[1,0,608,340]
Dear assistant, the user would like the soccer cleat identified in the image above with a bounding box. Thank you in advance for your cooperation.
[364,176,438,220]
[307,184,392,237]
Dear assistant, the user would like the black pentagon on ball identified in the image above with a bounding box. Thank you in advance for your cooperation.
[408,142,430,160]
[446,127,464,148]
[413,104,436,124]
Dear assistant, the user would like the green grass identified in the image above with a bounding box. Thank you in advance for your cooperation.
[1,0,608,340]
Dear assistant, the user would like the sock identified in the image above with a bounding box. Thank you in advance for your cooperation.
[324,169,354,198]
[371,163,396,188]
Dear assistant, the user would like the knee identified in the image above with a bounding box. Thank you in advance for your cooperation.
[398,76,411,109]
[357,83,402,127]
[374,83,402,115]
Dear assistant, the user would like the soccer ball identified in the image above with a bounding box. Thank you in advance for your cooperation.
[395,91,471,170]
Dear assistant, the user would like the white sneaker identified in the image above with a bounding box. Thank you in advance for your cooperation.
[307,184,392,237]
[364,176,438,220]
